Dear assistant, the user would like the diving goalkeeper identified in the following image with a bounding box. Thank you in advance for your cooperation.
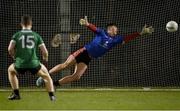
[36,16,154,87]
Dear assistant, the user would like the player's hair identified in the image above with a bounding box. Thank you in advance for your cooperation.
[21,15,32,27]
[106,23,117,28]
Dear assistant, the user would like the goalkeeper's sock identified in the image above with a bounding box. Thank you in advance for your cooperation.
[53,81,61,86]
[13,89,20,96]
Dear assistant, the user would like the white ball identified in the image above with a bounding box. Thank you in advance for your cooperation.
[166,21,178,32]
[36,77,44,87]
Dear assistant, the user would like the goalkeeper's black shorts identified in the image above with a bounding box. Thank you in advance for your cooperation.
[71,47,91,65]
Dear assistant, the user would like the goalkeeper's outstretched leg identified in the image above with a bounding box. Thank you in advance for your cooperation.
[54,63,87,86]
[36,47,90,86]
[49,55,76,75]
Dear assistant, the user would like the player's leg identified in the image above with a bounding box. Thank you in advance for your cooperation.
[36,55,76,86]
[49,55,76,75]
[8,64,20,100]
[36,48,89,87]
[50,47,87,75]
[54,63,87,86]
[37,64,55,101]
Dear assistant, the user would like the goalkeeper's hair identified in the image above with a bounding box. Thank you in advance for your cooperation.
[106,23,118,28]
[21,15,32,27]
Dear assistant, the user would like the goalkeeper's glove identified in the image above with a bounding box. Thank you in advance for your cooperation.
[79,16,89,26]
[140,24,154,35]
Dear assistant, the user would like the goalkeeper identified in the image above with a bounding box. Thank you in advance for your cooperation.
[8,15,55,101]
[36,16,154,87]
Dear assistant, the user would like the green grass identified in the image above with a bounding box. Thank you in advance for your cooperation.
[0,90,180,110]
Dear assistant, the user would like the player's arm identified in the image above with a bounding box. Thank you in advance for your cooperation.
[37,33,48,62]
[8,40,16,59]
[39,43,48,62]
[79,16,100,33]
[123,24,154,43]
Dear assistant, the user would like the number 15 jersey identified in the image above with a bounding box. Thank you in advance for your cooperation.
[12,29,44,69]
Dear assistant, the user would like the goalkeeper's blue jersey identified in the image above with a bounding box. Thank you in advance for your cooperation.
[84,28,124,58]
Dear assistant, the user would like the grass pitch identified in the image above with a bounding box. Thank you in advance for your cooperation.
[0,89,180,110]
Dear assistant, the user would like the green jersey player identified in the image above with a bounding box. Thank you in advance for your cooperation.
[8,15,55,101]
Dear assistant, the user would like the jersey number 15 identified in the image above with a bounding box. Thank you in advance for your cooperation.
[19,35,35,49]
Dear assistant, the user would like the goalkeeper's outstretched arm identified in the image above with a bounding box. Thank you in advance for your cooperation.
[79,16,99,33]
[123,24,154,43]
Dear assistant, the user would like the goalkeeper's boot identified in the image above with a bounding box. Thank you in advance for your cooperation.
[8,93,21,100]
[53,80,62,92]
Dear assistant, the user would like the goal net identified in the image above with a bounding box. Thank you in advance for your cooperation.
[0,0,180,88]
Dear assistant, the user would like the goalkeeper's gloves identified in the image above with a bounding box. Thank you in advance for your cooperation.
[140,24,154,35]
[79,16,89,26]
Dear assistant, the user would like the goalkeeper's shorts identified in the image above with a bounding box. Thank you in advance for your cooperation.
[71,47,91,65]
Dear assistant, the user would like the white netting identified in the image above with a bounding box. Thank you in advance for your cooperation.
[0,0,180,88]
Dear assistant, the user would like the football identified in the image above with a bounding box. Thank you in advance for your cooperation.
[166,21,178,32]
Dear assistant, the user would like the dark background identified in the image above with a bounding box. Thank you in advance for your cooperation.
[1,0,180,88]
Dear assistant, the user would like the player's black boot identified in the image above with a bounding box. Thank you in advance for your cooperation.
[8,89,21,100]
[8,93,21,100]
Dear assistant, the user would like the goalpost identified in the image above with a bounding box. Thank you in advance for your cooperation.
[0,0,180,89]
